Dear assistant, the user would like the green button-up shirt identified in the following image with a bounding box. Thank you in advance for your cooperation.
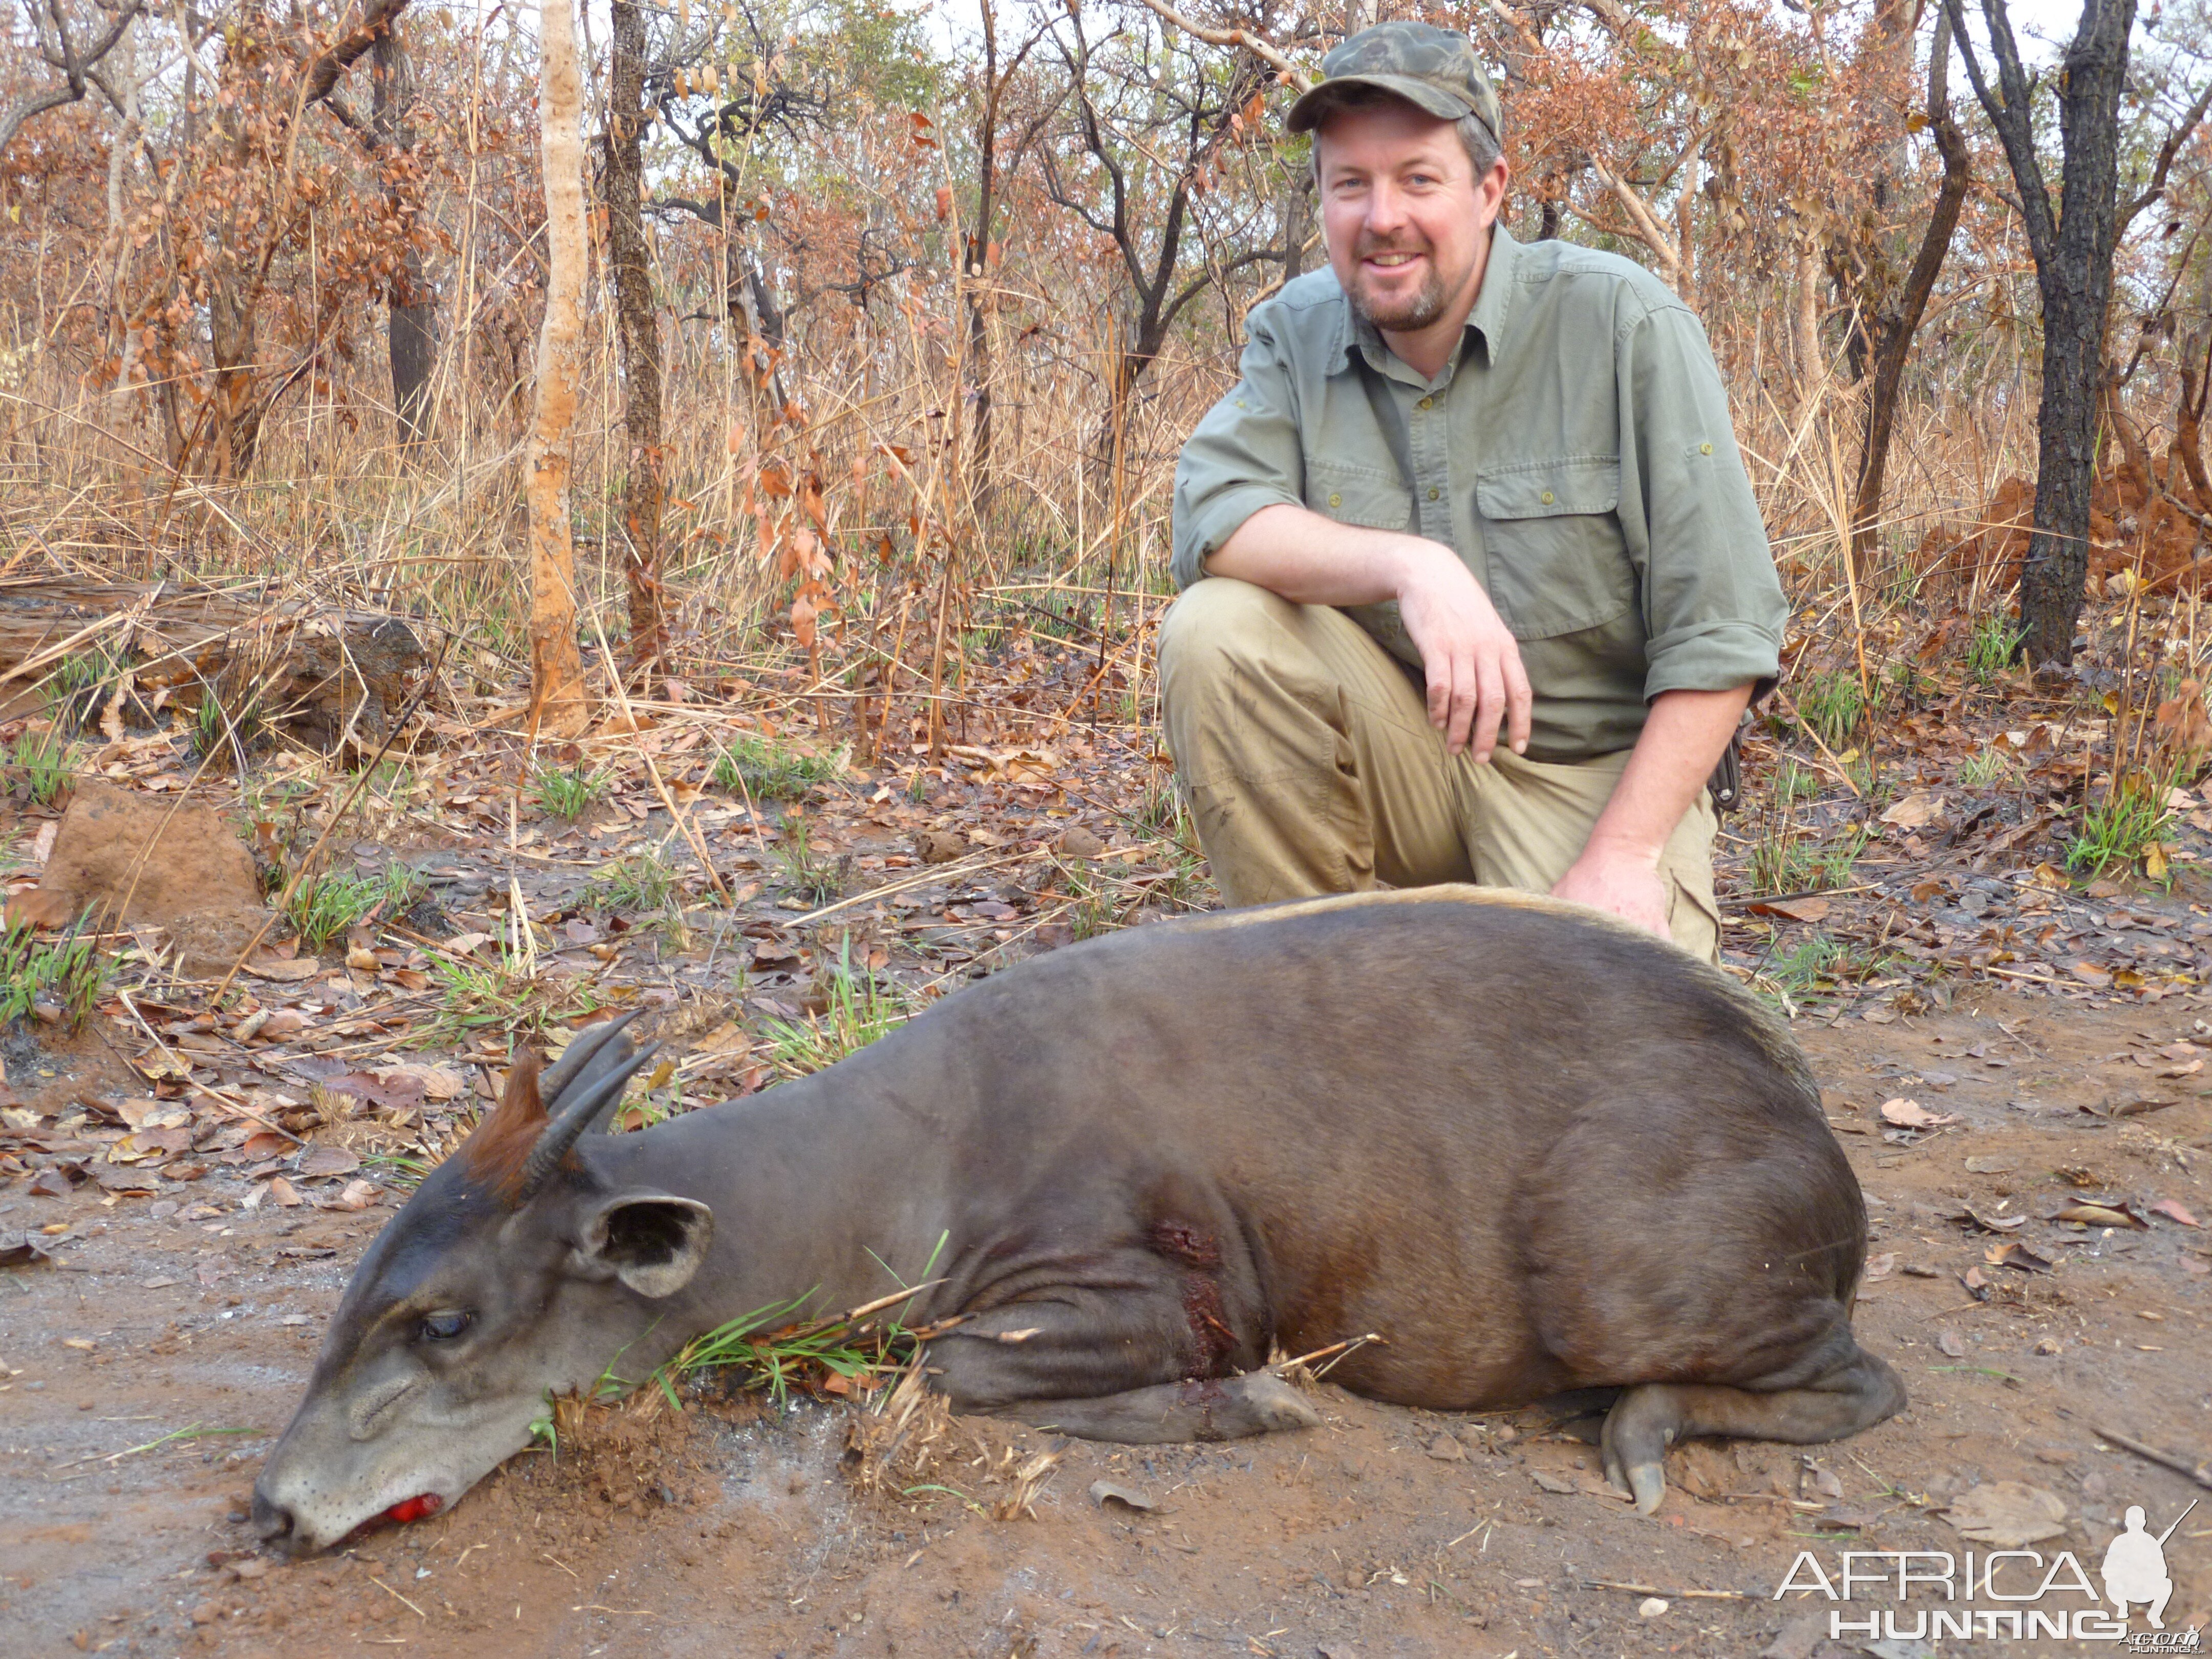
[1171,226,1785,763]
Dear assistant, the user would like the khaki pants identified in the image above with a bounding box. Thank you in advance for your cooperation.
[1157,577,1721,961]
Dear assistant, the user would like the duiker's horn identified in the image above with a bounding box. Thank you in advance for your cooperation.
[516,1031,661,1200]
[539,1008,647,1102]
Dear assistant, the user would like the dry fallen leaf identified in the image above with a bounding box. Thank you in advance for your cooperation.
[1751,897,1831,923]
[1943,1482,2067,1547]
[1055,825,1107,859]
[1088,1481,1155,1512]
[244,957,323,984]
[2151,1199,2202,1228]
[916,830,965,864]
[1881,1097,1959,1130]
[2054,1202,2147,1229]
[327,1178,380,1212]
[1880,791,1946,830]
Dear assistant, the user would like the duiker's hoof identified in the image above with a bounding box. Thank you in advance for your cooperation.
[1241,1372,1323,1433]
[1627,1461,1666,1515]
[1600,1446,1668,1514]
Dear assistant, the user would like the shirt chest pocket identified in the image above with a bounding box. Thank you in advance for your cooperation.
[1305,460,1410,533]
[1476,457,1633,641]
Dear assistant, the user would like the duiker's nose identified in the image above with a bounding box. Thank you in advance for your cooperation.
[250,1486,297,1549]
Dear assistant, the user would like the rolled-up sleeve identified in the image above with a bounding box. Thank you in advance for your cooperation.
[1171,304,1307,589]
[1618,303,1786,703]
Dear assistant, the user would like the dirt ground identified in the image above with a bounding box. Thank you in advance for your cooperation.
[7,969,2212,1659]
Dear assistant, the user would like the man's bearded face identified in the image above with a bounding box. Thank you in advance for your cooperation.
[1315,100,1502,347]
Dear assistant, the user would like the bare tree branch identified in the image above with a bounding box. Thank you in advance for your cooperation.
[1132,0,1310,91]
[2121,73,2212,234]
[0,0,146,158]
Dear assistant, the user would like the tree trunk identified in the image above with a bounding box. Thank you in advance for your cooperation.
[526,0,590,737]
[1852,8,1970,562]
[606,0,665,672]
[966,2,1002,507]
[2176,327,2212,516]
[1282,167,1312,280]
[1950,0,2139,667]
[205,189,263,477]
[1793,240,1825,411]
[2016,0,2136,667]
[372,23,436,452]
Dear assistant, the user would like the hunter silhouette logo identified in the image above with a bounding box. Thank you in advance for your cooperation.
[2103,1501,2192,1631]
[1775,1496,2202,1646]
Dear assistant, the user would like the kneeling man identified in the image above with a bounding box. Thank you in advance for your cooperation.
[1162,21,1785,960]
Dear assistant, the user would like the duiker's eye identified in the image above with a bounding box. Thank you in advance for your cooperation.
[418,1310,473,1342]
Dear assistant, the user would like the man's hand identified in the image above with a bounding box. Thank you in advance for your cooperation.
[1549,684,1752,940]
[1206,506,1530,762]
[1552,841,1670,938]
[1393,541,1531,762]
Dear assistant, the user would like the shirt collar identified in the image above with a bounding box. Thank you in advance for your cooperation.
[1333,221,1523,380]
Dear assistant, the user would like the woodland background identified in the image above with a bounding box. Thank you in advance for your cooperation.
[1,0,2210,899]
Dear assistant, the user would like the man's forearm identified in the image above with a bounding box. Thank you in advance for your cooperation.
[1206,501,1532,759]
[1206,502,1439,606]
[1582,685,1753,862]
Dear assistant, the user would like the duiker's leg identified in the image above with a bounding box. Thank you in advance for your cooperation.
[992,1373,1320,1443]
[925,1289,1315,1443]
[1599,1347,1906,1513]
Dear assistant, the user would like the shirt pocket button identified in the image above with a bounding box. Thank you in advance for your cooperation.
[1540,490,1555,505]
[1328,493,1342,508]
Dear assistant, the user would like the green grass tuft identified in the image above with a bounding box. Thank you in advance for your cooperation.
[10,726,77,807]
[2067,777,2174,880]
[531,763,607,821]
[1959,747,2013,791]
[1749,822,1867,897]
[764,944,907,1077]
[584,849,679,912]
[286,860,422,952]
[1793,669,1868,751]
[1966,613,2021,686]
[0,916,111,1031]
[710,735,844,801]
[775,815,842,906]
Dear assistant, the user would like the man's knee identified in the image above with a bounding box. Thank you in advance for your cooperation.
[1158,576,1299,707]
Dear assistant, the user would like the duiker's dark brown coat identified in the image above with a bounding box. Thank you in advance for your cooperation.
[253,888,1901,1552]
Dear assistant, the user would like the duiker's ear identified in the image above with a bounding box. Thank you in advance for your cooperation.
[573,1195,714,1298]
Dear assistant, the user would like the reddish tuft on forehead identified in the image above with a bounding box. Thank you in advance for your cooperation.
[457,1049,545,1205]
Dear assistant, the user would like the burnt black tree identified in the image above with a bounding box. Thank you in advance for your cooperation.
[1945,0,2211,666]
[1041,7,1280,445]
[371,19,435,451]
[606,0,667,669]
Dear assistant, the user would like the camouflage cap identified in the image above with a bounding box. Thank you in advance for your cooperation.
[1286,21,1501,144]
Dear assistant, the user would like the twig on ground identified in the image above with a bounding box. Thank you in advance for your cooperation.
[2096,1424,2212,1492]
